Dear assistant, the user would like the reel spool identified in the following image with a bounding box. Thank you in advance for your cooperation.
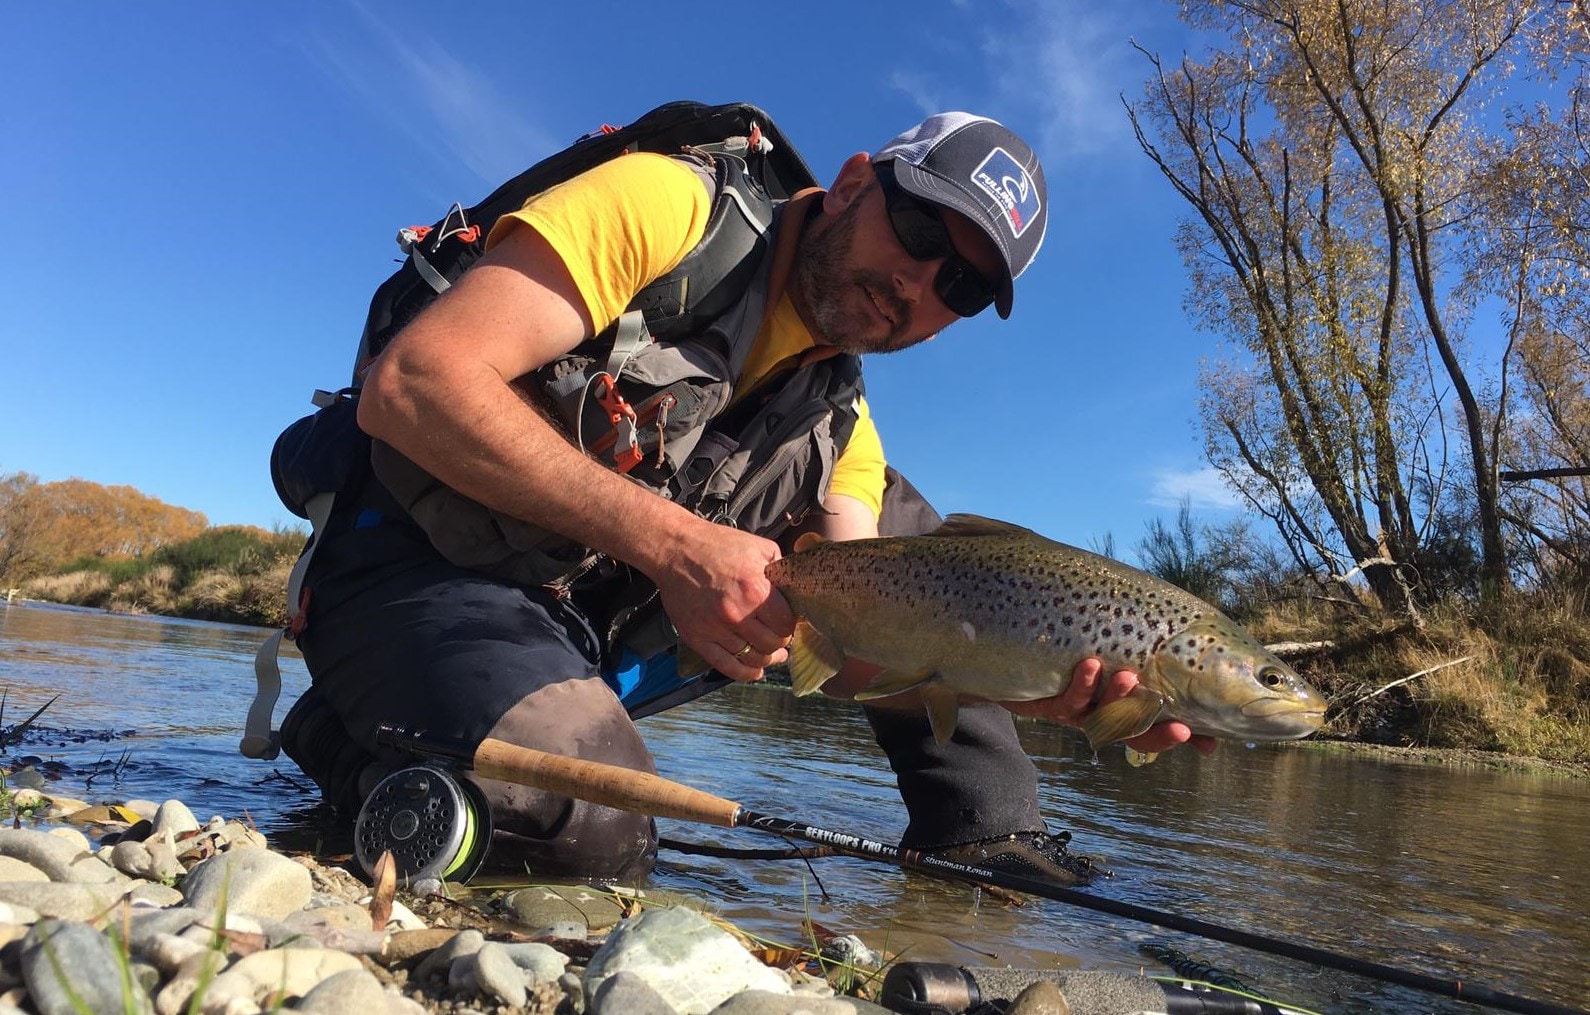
[354,764,493,883]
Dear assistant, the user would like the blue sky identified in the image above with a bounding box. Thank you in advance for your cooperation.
[3,1,1234,560]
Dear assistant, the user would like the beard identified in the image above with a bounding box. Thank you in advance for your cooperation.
[792,193,918,355]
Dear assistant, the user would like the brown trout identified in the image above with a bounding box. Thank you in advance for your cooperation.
[764,514,1327,755]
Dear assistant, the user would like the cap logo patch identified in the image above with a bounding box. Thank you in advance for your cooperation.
[970,147,1039,239]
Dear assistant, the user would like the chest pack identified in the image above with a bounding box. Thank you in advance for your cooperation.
[246,101,863,759]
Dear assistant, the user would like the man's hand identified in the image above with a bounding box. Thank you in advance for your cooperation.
[1005,658,1219,756]
[653,521,795,683]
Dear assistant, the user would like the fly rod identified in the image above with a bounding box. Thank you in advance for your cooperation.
[373,724,1584,1015]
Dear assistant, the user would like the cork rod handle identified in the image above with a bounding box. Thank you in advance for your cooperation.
[471,737,742,828]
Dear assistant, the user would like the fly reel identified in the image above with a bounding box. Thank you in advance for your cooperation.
[353,763,493,883]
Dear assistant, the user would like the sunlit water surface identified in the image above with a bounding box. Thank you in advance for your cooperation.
[2,601,1586,1014]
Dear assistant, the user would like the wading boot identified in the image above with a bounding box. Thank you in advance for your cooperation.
[279,686,384,819]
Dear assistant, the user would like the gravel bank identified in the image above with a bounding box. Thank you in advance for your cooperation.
[0,789,899,1015]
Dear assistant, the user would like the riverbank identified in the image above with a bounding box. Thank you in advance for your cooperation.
[1289,737,1590,778]
[0,789,904,1015]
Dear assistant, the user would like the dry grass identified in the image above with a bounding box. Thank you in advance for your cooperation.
[22,570,113,605]
[20,550,298,629]
[1277,594,1590,763]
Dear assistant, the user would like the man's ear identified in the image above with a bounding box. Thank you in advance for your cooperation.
[823,153,876,215]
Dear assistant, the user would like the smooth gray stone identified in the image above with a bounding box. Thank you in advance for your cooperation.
[413,926,484,984]
[125,906,202,955]
[471,942,530,1008]
[179,847,311,920]
[0,882,129,922]
[20,918,154,1015]
[708,992,896,1014]
[296,968,391,1013]
[0,830,89,881]
[585,907,789,1014]
[591,969,678,1015]
[497,940,569,980]
[151,800,200,837]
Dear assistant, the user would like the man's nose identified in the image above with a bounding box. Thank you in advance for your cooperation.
[892,256,938,304]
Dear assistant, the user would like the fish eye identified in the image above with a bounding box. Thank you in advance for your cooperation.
[1260,668,1284,687]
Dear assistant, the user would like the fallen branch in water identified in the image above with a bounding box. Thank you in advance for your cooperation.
[1343,656,1477,711]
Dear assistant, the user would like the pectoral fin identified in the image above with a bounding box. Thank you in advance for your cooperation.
[1080,685,1166,750]
[851,668,937,701]
[921,683,962,746]
[676,645,709,680]
[789,619,846,696]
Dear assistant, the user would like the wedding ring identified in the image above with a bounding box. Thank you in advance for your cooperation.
[734,643,755,660]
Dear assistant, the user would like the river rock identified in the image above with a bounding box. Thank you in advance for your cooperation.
[503,884,627,933]
[413,927,484,984]
[0,829,91,881]
[44,828,91,854]
[181,848,311,920]
[380,928,459,967]
[706,993,896,1014]
[497,940,568,980]
[0,903,40,926]
[20,918,154,1015]
[153,948,229,1015]
[0,882,130,921]
[585,906,791,1015]
[203,947,363,1008]
[0,859,48,883]
[152,800,200,837]
[1005,979,1072,1015]
[296,968,390,1013]
[131,882,186,908]
[459,941,529,1007]
[590,969,677,1015]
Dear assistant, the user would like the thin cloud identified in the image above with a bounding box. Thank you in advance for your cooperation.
[885,2,1146,164]
[887,70,947,119]
[298,3,557,185]
[1001,1,1138,161]
[1149,466,1243,511]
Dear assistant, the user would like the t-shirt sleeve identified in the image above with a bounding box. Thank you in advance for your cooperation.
[486,152,713,330]
[826,395,886,520]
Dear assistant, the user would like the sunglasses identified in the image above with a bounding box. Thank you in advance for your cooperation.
[873,161,999,318]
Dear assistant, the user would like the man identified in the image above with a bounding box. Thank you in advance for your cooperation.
[281,109,1211,882]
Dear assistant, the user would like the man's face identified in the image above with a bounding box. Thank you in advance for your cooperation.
[794,165,1005,356]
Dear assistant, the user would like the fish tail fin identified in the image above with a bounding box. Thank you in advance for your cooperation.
[788,619,845,696]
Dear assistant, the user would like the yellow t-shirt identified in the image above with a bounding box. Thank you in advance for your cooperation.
[488,152,886,518]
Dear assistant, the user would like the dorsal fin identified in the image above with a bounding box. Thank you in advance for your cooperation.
[793,531,829,553]
[922,514,1038,539]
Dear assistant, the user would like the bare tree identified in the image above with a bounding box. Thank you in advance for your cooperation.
[1128,0,1559,610]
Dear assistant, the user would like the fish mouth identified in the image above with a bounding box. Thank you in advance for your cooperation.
[1237,699,1328,732]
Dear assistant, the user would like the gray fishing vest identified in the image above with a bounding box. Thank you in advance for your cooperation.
[368,156,863,655]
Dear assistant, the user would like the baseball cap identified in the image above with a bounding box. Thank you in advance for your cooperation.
[873,112,1047,318]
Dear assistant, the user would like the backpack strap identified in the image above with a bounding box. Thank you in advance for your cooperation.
[242,388,345,760]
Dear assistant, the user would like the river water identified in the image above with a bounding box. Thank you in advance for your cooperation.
[1,600,1586,1014]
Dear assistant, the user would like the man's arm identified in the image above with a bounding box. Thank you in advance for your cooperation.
[357,223,792,681]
